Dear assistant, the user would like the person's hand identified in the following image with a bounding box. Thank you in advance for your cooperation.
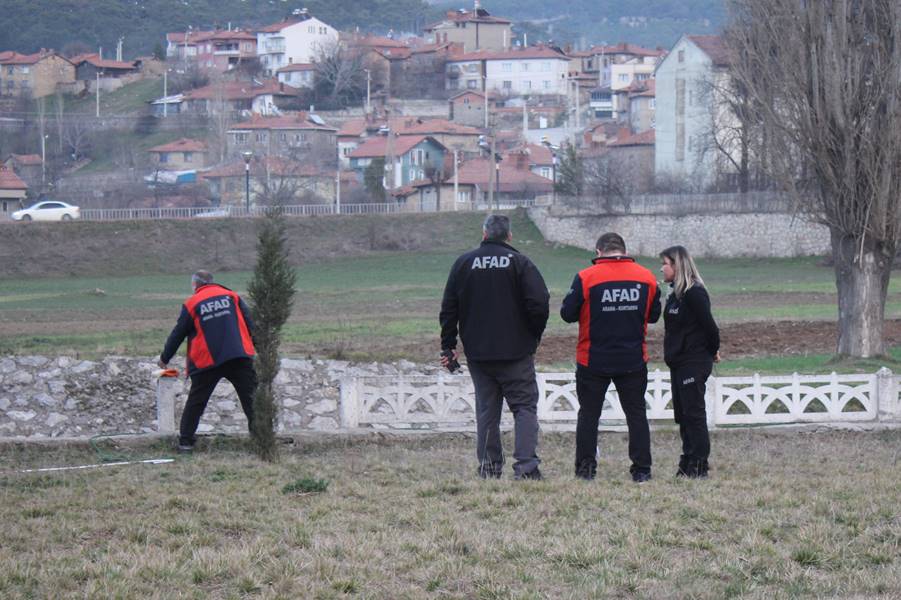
[157,358,168,369]
[440,349,458,368]
[714,351,721,363]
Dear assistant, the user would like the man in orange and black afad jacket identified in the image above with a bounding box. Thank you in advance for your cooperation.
[159,270,257,452]
[561,233,661,483]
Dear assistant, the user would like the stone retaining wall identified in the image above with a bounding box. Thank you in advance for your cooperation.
[0,355,439,438]
[527,206,831,258]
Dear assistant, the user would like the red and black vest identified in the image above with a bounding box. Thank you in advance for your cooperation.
[183,284,255,373]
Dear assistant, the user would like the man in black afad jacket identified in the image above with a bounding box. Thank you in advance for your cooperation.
[440,215,550,480]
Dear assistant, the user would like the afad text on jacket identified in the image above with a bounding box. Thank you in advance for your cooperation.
[161,283,256,375]
[440,240,550,361]
[560,256,661,375]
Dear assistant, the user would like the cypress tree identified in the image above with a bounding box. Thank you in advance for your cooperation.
[247,208,296,461]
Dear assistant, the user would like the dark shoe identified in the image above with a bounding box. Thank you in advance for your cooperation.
[676,455,689,477]
[477,463,502,479]
[682,459,709,479]
[632,471,652,483]
[575,458,597,481]
[516,468,543,481]
[177,443,194,454]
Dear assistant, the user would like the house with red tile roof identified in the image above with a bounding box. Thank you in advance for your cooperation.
[3,154,43,193]
[180,79,298,115]
[191,30,258,72]
[147,138,208,170]
[425,3,512,53]
[202,156,337,207]
[398,155,552,210]
[0,50,74,98]
[0,166,28,214]
[349,134,447,189]
[226,112,337,159]
[69,54,138,81]
[276,63,315,88]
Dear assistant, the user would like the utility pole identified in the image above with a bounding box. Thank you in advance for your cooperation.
[95,72,100,118]
[336,146,341,214]
[364,69,371,114]
[488,130,496,209]
[40,134,47,188]
[482,75,488,129]
[162,69,168,117]
[453,148,459,211]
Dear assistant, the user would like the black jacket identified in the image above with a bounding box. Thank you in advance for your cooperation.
[440,240,550,361]
[663,285,720,367]
[560,256,661,375]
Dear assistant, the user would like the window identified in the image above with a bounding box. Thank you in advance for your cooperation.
[540,167,551,178]
[675,122,685,161]
[503,80,512,89]
[678,49,685,63]
[6,66,12,75]
[21,66,29,74]
[541,61,550,71]
[184,152,193,163]
[255,132,266,142]
[159,152,169,163]
[637,73,649,80]
[650,98,656,109]
[618,73,630,82]
[521,62,530,71]
[521,80,531,91]
[456,189,470,202]
[234,133,248,144]
[308,26,315,33]
[502,62,512,72]
[467,79,477,89]
[543,80,551,89]
[279,132,288,141]
[295,133,306,142]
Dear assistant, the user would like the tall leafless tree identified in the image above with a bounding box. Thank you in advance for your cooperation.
[727,0,901,357]
[312,39,365,109]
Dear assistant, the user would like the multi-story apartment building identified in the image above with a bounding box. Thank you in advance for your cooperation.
[256,9,338,76]
[446,46,570,96]
[0,50,74,98]
[424,2,512,53]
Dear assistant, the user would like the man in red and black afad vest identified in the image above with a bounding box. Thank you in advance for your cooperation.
[159,270,257,451]
[561,233,661,483]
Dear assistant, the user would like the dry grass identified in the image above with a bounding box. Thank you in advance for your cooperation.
[1,430,900,599]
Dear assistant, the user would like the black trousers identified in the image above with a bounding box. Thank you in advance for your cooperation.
[575,364,651,475]
[467,355,540,477]
[670,362,712,464]
[180,358,257,445]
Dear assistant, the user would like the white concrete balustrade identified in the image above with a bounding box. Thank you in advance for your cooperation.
[337,368,900,431]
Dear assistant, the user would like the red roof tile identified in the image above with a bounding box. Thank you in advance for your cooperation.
[608,129,655,147]
[449,46,569,62]
[349,135,445,158]
[194,30,256,43]
[166,31,215,45]
[687,35,730,67]
[182,80,297,101]
[0,167,27,190]
[148,138,207,153]
[505,143,554,166]
[628,79,656,97]
[423,157,552,192]
[582,43,666,58]
[257,17,309,34]
[229,112,336,131]
[8,154,42,166]
[0,50,68,65]
[396,118,482,136]
[69,53,136,71]
[426,9,512,29]
[276,63,315,73]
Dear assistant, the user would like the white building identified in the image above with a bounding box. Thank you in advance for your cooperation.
[655,34,732,188]
[257,9,338,76]
[609,57,657,118]
[276,63,315,88]
[446,46,570,96]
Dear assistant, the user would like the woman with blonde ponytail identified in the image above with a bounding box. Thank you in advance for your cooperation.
[659,246,720,478]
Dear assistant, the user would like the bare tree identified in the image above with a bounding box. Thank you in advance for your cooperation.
[62,119,93,161]
[423,158,449,212]
[727,0,901,357]
[312,39,365,109]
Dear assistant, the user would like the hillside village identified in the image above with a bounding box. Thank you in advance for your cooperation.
[0,2,742,216]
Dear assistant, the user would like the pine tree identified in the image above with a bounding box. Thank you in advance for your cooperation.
[247,208,296,462]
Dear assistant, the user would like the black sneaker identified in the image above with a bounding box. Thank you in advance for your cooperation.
[575,459,596,481]
[631,471,652,483]
[177,443,194,454]
[516,468,543,481]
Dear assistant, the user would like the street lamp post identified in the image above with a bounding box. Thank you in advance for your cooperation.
[40,134,48,189]
[242,151,253,214]
[363,69,371,115]
[495,161,500,210]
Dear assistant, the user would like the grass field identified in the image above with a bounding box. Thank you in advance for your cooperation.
[1,211,900,373]
[1,430,900,599]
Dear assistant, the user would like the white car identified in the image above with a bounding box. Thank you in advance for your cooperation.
[12,201,81,222]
